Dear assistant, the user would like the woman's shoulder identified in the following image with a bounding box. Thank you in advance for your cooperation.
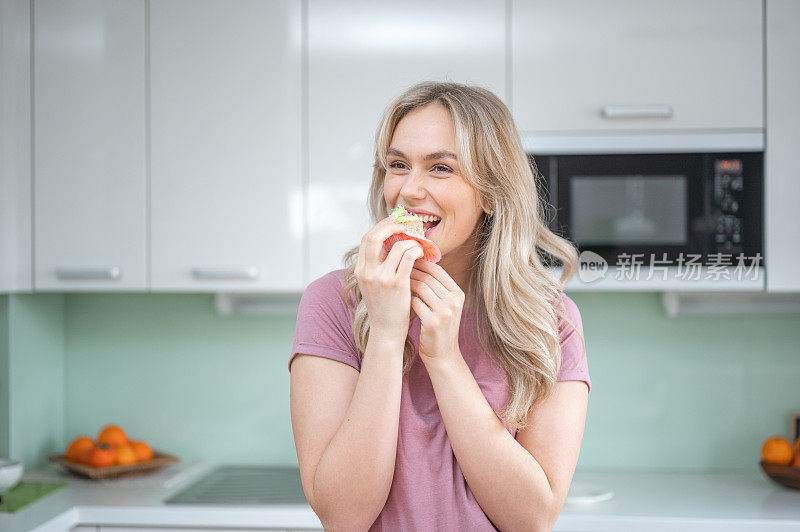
[291,268,361,373]
[302,268,353,311]
[305,268,346,292]
[555,291,584,338]
[554,291,590,389]
[558,292,581,320]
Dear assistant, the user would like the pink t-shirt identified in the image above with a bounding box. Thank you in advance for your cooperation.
[288,269,590,531]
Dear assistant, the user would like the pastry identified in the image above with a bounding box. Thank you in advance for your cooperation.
[383,204,442,263]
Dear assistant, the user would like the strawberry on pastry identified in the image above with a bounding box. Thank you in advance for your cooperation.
[383,204,442,263]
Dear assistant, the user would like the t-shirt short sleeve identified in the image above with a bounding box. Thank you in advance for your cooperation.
[288,270,362,373]
[556,293,591,392]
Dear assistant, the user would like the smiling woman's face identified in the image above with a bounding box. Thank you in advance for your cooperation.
[383,102,488,261]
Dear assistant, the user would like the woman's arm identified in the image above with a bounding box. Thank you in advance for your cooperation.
[290,333,405,530]
[424,355,588,532]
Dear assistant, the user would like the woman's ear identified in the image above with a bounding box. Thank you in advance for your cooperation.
[479,197,494,216]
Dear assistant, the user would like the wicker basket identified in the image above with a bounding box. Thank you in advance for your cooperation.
[760,460,800,490]
[48,451,179,479]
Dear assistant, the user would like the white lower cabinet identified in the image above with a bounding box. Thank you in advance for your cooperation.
[94,528,288,532]
[92,528,321,532]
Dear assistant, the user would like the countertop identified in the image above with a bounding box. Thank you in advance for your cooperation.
[3,463,800,532]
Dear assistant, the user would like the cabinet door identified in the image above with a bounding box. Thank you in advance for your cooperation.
[0,0,32,293]
[307,0,506,283]
[150,0,303,292]
[512,0,763,133]
[765,0,800,292]
[97,528,288,532]
[34,0,147,290]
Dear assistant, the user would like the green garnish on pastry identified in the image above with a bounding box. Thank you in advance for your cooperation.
[391,204,422,223]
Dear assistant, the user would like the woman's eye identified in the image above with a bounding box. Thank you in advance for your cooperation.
[432,164,453,173]
[389,161,408,170]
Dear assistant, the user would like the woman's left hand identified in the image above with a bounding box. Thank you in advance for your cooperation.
[409,260,466,366]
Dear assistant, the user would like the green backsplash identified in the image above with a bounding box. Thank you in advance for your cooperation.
[1,291,799,473]
[0,294,65,470]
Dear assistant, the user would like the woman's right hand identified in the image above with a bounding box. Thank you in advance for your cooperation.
[354,216,423,339]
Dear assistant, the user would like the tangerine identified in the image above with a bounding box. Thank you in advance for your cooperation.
[762,436,795,465]
[115,444,138,466]
[97,424,129,448]
[77,446,95,464]
[130,440,154,462]
[66,436,95,464]
[88,444,117,468]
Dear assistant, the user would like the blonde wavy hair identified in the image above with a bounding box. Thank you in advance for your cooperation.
[341,81,585,430]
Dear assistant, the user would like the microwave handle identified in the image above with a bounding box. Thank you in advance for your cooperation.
[601,104,673,119]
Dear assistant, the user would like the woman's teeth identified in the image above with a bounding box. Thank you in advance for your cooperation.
[418,215,440,222]
[422,218,441,236]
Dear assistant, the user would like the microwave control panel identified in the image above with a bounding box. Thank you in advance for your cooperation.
[711,158,745,255]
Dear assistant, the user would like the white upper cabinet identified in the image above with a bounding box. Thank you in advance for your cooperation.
[0,0,32,293]
[765,0,800,292]
[150,0,303,292]
[307,0,506,284]
[511,0,764,134]
[34,0,147,291]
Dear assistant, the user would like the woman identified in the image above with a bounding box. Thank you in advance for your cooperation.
[289,81,590,531]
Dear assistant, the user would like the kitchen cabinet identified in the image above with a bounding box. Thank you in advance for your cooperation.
[33,0,147,291]
[765,0,800,293]
[95,528,289,532]
[14,468,800,532]
[306,0,506,283]
[0,0,32,293]
[511,0,764,134]
[92,528,322,532]
[149,0,303,292]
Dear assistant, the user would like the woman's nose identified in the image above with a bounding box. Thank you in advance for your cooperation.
[399,170,427,199]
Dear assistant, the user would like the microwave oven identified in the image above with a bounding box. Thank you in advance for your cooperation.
[530,152,764,267]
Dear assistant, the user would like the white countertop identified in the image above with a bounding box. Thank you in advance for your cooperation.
[2,463,800,532]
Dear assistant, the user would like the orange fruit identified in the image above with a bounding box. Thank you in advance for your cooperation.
[97,424,129,448]
[115,444,138,466]
[66,436,95,464]
[762,436,795,465]
[130,440,154,462]
[77,446,95,464]
[88,445,117,468]
[793,454,800,467]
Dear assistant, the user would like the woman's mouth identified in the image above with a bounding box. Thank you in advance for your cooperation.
[423,219,441,237]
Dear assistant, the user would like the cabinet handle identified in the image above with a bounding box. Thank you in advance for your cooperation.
[191,266,260,280]
[601,104,673,119]
[55,267,122,280]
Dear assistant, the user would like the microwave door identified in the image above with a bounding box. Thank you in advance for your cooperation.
[555,154,706,266]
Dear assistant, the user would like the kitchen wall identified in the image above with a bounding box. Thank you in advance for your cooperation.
[0,293,65,471]
[2,288,798,472]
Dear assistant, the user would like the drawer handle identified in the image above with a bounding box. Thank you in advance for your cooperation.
[55,267,122,280]
[601,104,673,119]
[192,266,260,280]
